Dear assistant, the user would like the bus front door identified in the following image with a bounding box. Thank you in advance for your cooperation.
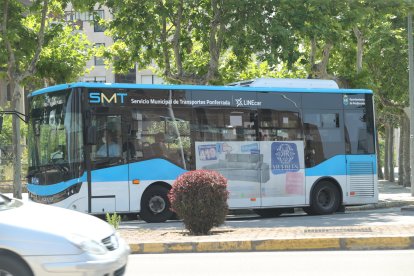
[88,113,130,214]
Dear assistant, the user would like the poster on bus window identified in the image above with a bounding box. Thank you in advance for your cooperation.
[195,141,305,200]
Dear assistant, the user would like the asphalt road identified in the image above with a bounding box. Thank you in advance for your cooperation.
[125,250,414,276]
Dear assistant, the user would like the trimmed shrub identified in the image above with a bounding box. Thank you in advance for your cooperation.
[168,170,229,235]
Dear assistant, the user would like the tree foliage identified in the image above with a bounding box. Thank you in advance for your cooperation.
[0,0,93,197]
[101,0,302,84]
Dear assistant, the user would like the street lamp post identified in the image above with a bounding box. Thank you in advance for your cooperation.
[408,11,414,196]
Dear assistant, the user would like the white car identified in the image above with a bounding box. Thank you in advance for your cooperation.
[0,193,129,276]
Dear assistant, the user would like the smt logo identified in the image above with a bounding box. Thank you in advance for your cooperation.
[89,92,127,104]
[271,142,300,175]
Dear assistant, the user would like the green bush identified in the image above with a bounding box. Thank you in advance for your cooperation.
[168,170,229,235]
[106,212,121,229]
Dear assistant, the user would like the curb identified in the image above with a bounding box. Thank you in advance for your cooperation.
[124,201,414,254]
[346,201,414,211]
[128,236,414,254]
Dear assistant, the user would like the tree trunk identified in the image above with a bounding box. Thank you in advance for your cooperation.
[310,42,333,79]
[353,27,364,73]
[389,125,395,182]
[398,124,404,185]
[403,114,411,187]
[376,131,384,179]
[384,124,390,180]
[11,79,22,199]
[205,0,225,84]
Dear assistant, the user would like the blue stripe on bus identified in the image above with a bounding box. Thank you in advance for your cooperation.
[129,158,187,180]
[91,165,129,181]
[305,155,347,176]
[29,82,373,97]
[27,159,186,196]
[305,155,377,176]
[90,159,185,181]
[27,173,87,196]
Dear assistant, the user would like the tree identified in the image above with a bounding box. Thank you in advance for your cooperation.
[0,0,92,198]
[365,10,409,183]
[100,0,299,85]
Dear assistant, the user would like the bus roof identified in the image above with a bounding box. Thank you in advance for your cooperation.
[29,81,372,97]
[228,78,340,89]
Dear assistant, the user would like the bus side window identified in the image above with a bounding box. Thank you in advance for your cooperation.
[303,111,344,168]
[304,123,324,167]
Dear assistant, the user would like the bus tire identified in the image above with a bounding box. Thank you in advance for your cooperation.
[305,181,340,215]
[140,185,173,223]
[253,208,283,218]
[0,254,33,276]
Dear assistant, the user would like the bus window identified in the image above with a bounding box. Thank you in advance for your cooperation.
[258,109,302,141]
[128,108,191,169]
[344,110,375,154]
[303,111,345,167]
[194,108,257,142]
[91,115,123,168]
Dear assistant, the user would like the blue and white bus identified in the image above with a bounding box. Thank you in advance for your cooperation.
[26,79,377,222]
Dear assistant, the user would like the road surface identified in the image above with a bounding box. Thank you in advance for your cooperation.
[125,250,414,276]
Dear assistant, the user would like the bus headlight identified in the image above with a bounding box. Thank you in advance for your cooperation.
[67,234,108,255]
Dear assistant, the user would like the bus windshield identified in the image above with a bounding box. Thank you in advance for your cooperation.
[28,89,84,184]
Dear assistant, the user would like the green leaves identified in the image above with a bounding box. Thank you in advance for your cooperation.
[36,26,93,84]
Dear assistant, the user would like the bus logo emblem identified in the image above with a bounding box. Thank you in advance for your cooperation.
[343,95,349,105]
[235,98,243,107]
[89,92,127,104]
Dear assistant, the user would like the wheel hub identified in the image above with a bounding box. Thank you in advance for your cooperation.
[318,189,333,208]
[148,195,166,214]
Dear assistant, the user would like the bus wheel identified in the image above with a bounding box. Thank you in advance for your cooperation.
[305,181,340,215]
[140,185,173,223]
[253,208,283,218]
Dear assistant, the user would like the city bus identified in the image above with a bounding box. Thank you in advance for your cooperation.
[26,79,378,222]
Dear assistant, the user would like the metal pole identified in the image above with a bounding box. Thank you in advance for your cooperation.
[408,11,414,196]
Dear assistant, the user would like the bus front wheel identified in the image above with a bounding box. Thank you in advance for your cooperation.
[140,185,173,223]
[304,181,340,215]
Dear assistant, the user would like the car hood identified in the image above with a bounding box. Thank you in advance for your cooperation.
[0,199,114,241]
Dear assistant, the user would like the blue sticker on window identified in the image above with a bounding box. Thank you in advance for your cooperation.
[241,143,259,153]
[271,142,300,175]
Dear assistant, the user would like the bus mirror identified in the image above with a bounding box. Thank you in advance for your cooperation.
[86,126,97,145]
[0,116,3,133]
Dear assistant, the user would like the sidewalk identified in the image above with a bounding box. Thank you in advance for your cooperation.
[118,180,414,254]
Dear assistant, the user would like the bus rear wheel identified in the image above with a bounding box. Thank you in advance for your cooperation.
[140,185,173,223]
[253,208,283,218]
[304,181,340,215]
